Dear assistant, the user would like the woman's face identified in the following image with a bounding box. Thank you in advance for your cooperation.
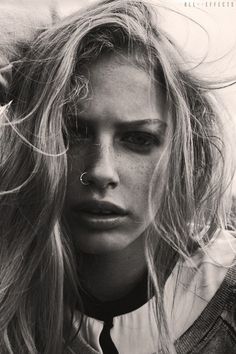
[63,54,171,254]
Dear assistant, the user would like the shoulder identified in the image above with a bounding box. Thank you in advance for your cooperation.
[173,229,236,353]
[165,229,236,339]
[177,228,236,296]
[175,266,236,354]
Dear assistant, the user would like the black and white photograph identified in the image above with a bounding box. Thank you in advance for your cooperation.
[0,0,236,353]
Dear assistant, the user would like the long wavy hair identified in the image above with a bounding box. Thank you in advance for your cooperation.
[0,0,234,353]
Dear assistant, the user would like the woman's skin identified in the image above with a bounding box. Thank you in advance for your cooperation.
[63,54,171,301]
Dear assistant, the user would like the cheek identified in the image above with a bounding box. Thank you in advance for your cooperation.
[121,152,165,190]
[67,151,85,173]
[121,157,162,205]
[121,154,168,216]
[64,154,84,200]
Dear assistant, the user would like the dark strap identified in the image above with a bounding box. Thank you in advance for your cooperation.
[99,318,118,354]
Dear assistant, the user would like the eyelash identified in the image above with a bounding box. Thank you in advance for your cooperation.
[121,131,161,149]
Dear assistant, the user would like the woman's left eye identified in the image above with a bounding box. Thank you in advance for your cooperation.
[121,132,161,149]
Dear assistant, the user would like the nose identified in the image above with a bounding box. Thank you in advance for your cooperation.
[85,143,119,190]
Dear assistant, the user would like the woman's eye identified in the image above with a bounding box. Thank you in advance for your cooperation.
[66,123,92,145]
[121,132,161,150]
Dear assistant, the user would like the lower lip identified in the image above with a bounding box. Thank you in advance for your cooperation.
[74,211,128,230]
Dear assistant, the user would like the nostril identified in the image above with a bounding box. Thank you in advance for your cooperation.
[83,145,119,189]
[84,166,119,190]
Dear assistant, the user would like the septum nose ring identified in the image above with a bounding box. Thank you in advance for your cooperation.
[80,172,90,186]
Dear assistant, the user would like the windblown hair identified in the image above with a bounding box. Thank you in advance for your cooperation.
[0,0,234,353]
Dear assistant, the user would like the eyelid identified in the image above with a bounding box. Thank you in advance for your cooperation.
[120,131,162,146]
[122,130,162,139]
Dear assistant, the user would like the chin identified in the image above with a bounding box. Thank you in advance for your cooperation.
[73,230,134,255]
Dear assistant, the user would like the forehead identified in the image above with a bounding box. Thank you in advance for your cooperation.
[71,54,166,124]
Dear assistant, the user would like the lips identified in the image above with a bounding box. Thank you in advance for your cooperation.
[72,200,129,230]
[75,200,128,215]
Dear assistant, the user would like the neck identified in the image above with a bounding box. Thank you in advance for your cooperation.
[78,235,146,302]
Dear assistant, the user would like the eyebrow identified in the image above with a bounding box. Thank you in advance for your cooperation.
[67,115,168,134]
[116,119,167,129]
[72,116,167,128]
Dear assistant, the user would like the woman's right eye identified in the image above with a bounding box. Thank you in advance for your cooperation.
[66,122,92,145]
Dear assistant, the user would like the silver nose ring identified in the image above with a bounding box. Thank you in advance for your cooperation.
[80,172,90,186]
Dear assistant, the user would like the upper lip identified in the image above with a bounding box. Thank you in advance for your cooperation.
[73,200,129,216]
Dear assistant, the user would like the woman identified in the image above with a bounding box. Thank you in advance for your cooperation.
[0,0,235,353]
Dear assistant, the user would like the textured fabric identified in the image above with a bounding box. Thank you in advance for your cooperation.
[175,263,236,353]
[165,228,236,340]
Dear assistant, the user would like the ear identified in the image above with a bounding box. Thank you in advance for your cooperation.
[0,2,58,105]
